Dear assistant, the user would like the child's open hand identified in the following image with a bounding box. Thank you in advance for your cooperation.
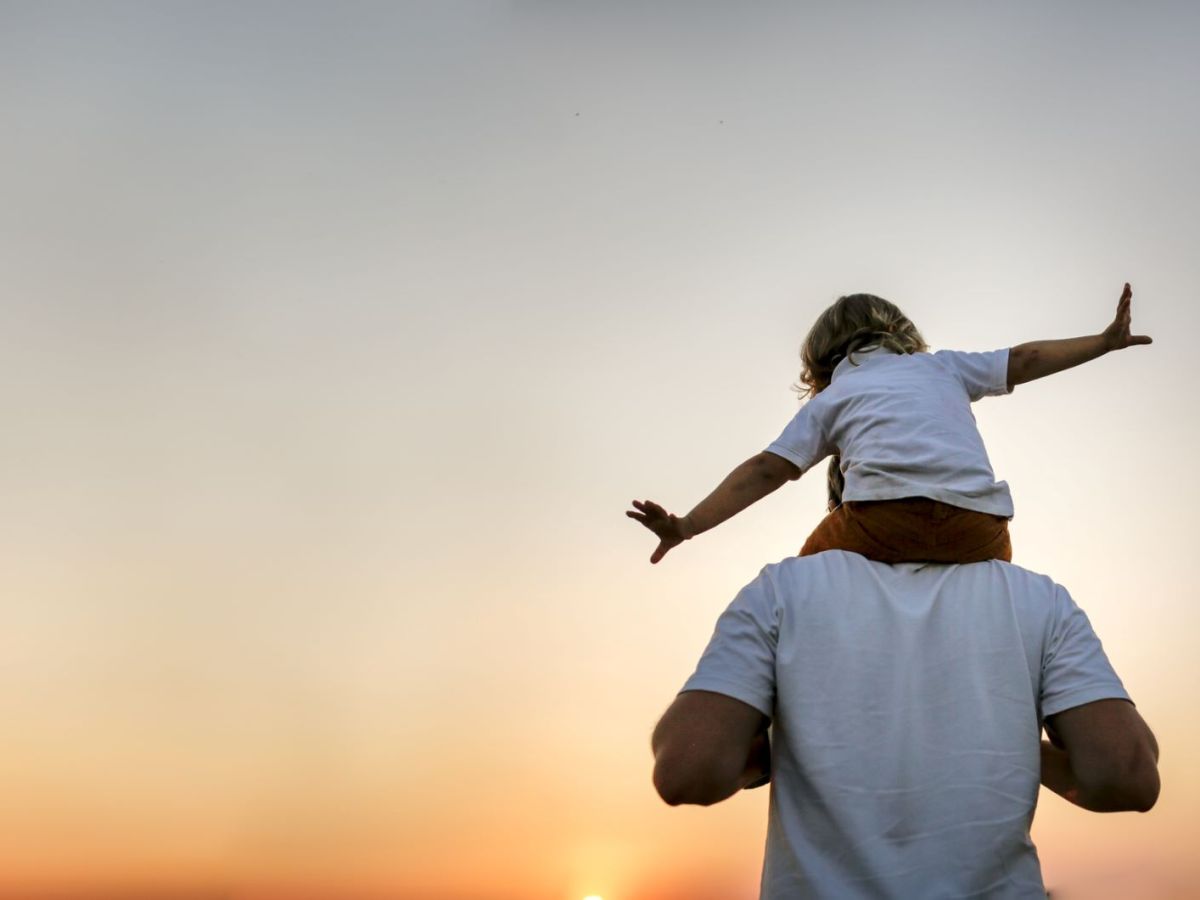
[1102,283,1153,351]
[626,499,693,564]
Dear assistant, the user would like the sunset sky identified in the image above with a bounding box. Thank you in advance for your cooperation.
[2,2,1198,899]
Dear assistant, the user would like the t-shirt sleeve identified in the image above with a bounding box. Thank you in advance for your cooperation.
[680,569,779,719]
[933,348,1013,400]
[1040,584,1131,719]
[764,399,834,473]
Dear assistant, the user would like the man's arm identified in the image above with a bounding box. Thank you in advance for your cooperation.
[651,690,770,806]
[628,451,801,564]
[1040,699,1160,813]
[1006,283,1151,389]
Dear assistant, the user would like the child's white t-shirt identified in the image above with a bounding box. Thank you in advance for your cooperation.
[766,346,1014,518]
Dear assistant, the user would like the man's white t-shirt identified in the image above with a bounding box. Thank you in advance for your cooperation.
[766,347,1015,517]
[681,553,1130,899]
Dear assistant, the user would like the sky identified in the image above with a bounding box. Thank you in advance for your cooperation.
[1,2,1198,898]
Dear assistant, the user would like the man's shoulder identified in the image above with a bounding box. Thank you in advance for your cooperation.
[769,552,1049,574]
[753,556,1066,654]
[762,553,1061,597]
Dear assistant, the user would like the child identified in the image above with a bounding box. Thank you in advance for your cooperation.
[627,284,1151,565]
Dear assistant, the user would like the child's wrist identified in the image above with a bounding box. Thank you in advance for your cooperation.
[677,514,697,540]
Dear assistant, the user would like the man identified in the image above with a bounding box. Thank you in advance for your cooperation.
[651,552,1159,898]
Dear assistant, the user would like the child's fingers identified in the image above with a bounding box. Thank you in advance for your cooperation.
[627,510,665,526]
[651,537,679,564]
[1130,334,1153,345]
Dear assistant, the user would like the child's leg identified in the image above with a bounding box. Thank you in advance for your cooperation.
[799,500,925,563]
[929,502,1012,562]
[800,499,1011,563]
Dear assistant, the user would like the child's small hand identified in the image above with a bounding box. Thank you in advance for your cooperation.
[1102,283,1153,351]
[626,499,694,564]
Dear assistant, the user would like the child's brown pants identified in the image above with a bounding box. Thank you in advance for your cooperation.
[799,497,1012,564]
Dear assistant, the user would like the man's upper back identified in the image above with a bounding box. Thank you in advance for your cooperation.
[681,552,1129,899]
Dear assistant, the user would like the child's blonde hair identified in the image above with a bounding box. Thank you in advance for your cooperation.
[795,293,928,398]
[795,293,928,512]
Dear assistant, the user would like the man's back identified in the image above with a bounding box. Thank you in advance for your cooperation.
[680,553,1130,898]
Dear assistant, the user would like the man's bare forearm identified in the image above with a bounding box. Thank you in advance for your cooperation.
[651,692,770,806]
[1039,740,1082,805]
[682,452,799,538]
[1040,739,1158,812]
[1007,334,1110,389]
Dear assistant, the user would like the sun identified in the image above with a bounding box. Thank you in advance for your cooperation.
[582,896,604,900]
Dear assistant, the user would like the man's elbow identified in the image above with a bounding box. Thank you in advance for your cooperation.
[653,773,701,807]
[1077,751,1161,812]
[652,758,736,807]
[1121,761,1161,813]
[1133,773,1161,812]
[1087,774,1160,813]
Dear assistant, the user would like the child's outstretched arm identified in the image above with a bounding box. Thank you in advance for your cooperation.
[627,451,801,564]
[1007,283,1152,389]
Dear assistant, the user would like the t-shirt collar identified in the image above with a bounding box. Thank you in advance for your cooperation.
[831,344,897,382]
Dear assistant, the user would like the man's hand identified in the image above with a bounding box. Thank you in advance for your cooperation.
[1101,283,1153,351]
[626,499,694,564]
[742,725,773,789]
